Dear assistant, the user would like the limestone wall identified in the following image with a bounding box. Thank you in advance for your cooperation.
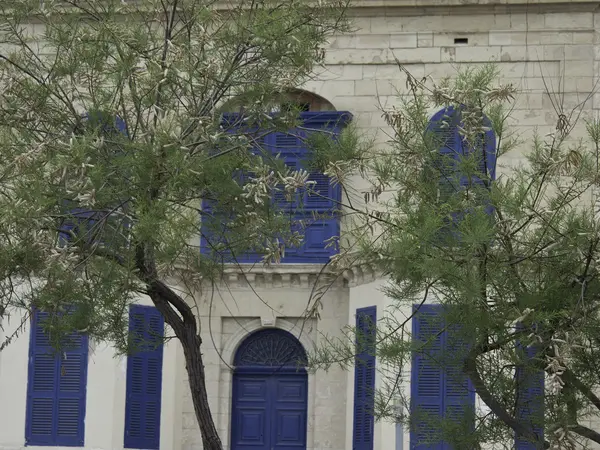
[1,2,599,450]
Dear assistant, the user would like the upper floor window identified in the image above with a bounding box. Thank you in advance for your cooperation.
[428,105,496,197]
[58,111,130,250]
[200,90,352,264]
[427,106,496,237]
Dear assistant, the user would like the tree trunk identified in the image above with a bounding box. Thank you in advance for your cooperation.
[135,243,223,450]
[149,289,223,450]
[178,324,223,450]
[150,290,223,450]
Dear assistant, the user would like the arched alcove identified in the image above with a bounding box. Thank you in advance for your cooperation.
[281,89,336,112]
[230,328,309,450]
[222,88,336,114]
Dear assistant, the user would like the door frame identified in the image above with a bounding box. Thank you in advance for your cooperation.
[221,321,317,450]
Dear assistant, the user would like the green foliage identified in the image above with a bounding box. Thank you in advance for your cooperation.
[0,0,351,353]
[312,63,600,448]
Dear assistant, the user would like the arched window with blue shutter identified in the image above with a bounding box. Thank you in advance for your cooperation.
[410,304,475,449]
[353,306,377,450]
[200,110,352,264]
[124,305,165,450]
[428,106,496,184]
[427,106,496,226]
[25,310,89,446]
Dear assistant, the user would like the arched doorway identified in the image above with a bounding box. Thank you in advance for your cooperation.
[230,328,308,450]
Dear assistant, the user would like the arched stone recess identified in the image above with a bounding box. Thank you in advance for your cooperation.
[223,88,337,113]
[218,319,317,450]
[222,318,315,368]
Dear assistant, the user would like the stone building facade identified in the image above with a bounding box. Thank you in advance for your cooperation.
[1,1,599,450]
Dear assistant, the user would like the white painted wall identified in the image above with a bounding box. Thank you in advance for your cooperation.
[346,278,400,450]
[0,298,183,450]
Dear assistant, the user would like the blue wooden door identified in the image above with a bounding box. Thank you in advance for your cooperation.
[231,372,308,450]
[271,375,307,449]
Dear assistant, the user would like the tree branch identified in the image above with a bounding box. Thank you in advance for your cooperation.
[570,424,600,445]
[464,346,549,449]
[561,368,600,412]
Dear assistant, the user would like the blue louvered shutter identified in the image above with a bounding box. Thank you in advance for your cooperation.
[429,107,496,237]
[353,306,377,450]
[26,311,57,446]
[271,130,304,212]
[200,128,267,263]
[442,322,475,448]
[59,208,106,246]
[515,333,544,449]
[270,127,340,263]
[25,311,88,446]
[428,108,462,202]
[56,329,88,445]
[200,112,348,264]
[124,305,164,450]
[410,305,444,450]
[200,199,237,262]
[410,305,474,449]
[429,106,496,190]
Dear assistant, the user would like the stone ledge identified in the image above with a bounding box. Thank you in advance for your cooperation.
[219,264,346,289]
[215,261,383,288]
[347,0,600,16]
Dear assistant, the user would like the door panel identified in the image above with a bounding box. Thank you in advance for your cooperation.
[272,376,308,449]
[231,373,308,450]
[231,376,270,450]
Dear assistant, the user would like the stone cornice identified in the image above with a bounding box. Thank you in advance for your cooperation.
[214,261,383,288]
[18,0,600,20]
[342,262,384,287]
[346,0,600,16]
[220,264,345,289]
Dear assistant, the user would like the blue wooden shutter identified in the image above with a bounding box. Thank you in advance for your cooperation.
[200,128,266,263]
[410,305,444,450]
[200,112,349,264]
[429,107,496,235]
[124,305,164,450]
[515,335,544,449]
[271,126,341,263]
[353,306,377,450]
[443,322,476,446]
[410,305,474,449]
[25,311,88,446]
[428,107,461,200]
[429,106,496,189]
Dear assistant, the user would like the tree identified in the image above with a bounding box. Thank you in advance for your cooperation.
[314,63,600,449]
[0,1,351,449]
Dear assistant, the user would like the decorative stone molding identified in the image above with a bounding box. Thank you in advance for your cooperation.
[218,265,347,289]
[214,261,385,288]
[343,262,384,287]
[221,318,316,369]
[260,316,276,327]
